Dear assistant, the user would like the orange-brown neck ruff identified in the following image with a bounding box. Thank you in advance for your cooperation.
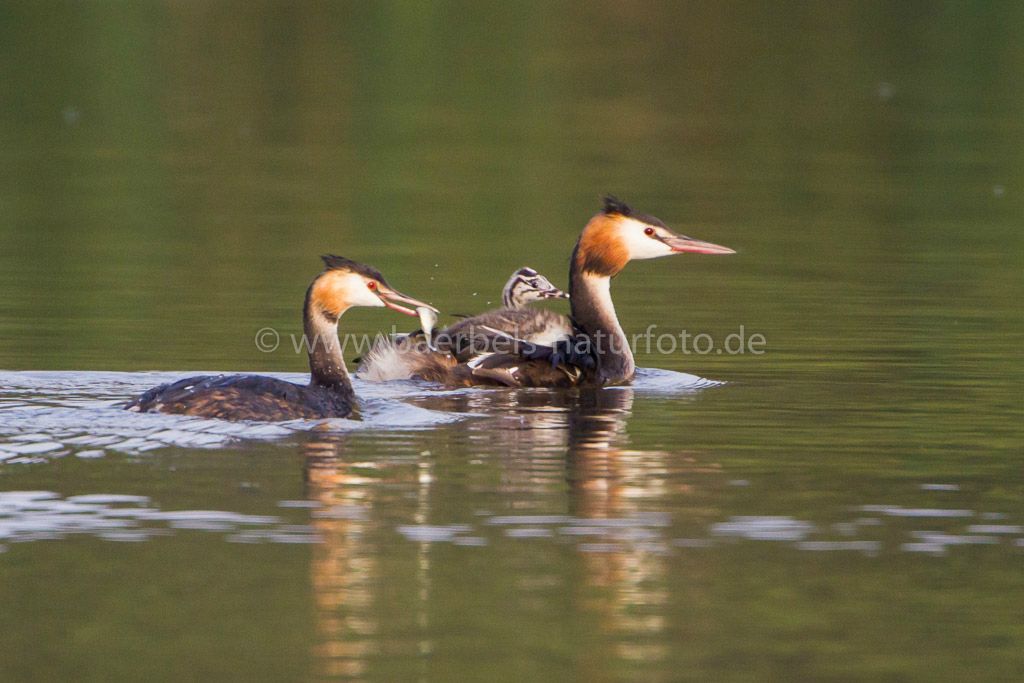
[573,214,629,278]
[567,214,636,384]
[308,271,351,320]
[303,273,352,390]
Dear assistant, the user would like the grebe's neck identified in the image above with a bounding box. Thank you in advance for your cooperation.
[569,252,635,385]
[303,286,355,400]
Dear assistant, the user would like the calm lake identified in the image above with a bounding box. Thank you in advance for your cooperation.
[1,2,1022,681]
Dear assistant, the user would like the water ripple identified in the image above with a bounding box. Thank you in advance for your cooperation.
[389,506,1024,559]
[0,490,322,547]
[0,371,465,459]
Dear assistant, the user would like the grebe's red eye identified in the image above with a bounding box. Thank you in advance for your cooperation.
[644,227,655,236]
[367,281,377,290]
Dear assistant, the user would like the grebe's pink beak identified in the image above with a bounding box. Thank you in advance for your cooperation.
[663,233,736,255]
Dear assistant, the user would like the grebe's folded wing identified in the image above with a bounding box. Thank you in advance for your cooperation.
[437,308,573,363]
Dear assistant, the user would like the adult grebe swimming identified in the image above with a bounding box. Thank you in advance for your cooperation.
[127,255,436,421]
[357,197,734,387]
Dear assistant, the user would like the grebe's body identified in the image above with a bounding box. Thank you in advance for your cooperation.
[439,267,570,362]
[357,197,734,388]
[355,267,568,381]
[127,256,434,421]
[127,374,354,421]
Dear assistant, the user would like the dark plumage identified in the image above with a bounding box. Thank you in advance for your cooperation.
[459,352,582,388]
[603,195,632,216]
[321,254,387,283]
[602,195,667,228]
[127,375,353,421]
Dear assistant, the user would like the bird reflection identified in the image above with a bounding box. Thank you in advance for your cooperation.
[300,387,718,678]
[563,388,669,666]
[302,431,382,680]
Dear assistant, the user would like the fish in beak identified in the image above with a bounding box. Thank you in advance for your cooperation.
[415,306,439,350]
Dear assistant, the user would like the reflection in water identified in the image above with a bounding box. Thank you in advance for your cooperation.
[568,388,703,668]
[297,384,1024,677]
[0,378,1021,680]
[567,389,667,666]
[303,433,381,680]
[301,387,721,678]
[4,372,1020,681]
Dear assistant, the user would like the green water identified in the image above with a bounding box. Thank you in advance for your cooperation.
[1,2,1023,681]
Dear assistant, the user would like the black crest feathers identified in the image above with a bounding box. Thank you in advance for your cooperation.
[321,254,357,271]
[320,255,388,284]
[602,195,632,216]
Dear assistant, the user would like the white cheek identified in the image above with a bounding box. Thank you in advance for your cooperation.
[354,287,385,307]
[619,218,674,260]
[340,273,385,308]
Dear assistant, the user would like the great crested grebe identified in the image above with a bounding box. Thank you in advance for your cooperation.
[127,255,436,421]
[358,197,734,387]
[354,266,568,380]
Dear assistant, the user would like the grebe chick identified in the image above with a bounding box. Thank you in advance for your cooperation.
[436,267,570,362]
[355,267,569,381]
[501,267,568,309]
[126,256,436,421]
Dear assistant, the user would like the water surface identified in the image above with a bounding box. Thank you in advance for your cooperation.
[1,2,1023,681]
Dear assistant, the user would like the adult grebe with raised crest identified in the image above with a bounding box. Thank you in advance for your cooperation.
[127,255,436,421]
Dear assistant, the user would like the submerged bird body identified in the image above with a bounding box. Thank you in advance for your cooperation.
[126,256,435,421]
